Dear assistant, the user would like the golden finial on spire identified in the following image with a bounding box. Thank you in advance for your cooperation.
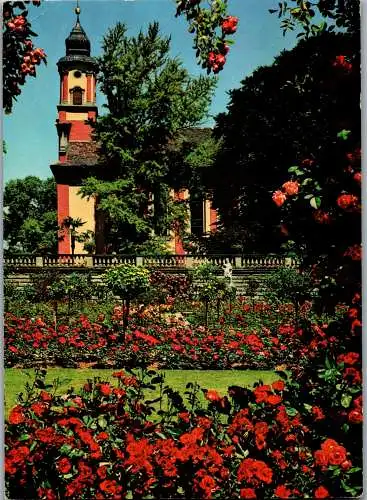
[75,0,81,22]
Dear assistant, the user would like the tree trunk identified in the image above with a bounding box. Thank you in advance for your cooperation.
[205,299,209,328]
[295,301,299,328]
[123,298,130,335]
[53,301,58,333]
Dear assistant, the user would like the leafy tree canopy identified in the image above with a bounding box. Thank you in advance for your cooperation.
[4,176,57,253]
[80,21,216,253]
[205,30,359,254]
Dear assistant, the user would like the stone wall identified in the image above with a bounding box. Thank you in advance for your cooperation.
[4,254,298,297]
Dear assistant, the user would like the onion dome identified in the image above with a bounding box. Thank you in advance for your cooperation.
[65,19,91,57]
[57,4,98,72]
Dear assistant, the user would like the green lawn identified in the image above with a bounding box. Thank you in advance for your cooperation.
[5,368,277,417]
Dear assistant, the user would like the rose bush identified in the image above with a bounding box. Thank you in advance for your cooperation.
[3,299,351,371]
[266,8,362,495]
[3,0,46,113]
[5,367,361,499]
[148,271,193,304]
[175,0,238,73]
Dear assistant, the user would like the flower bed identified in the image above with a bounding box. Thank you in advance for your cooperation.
[5,365,362,499]
[4,302,339,370]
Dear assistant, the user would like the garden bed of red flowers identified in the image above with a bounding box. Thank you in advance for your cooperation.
[5,361,362,499]
[4,300,343,371]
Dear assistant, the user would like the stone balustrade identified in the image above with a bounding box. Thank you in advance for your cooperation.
[4,254,299,269]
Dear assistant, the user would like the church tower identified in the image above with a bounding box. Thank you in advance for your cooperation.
[50,2,100,254]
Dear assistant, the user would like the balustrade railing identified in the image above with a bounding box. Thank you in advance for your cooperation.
[93,255,136,267]
[4,255,37,267]
[241,254,286,267]
[4,254,298,269]
[142,255,186,267]
[191,254,237,267]
[43,254,89,267]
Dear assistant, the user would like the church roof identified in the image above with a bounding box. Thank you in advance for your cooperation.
[177,127,213,145]
[64,141,100,166]
[51,128,213,175]
[167,127,213,151]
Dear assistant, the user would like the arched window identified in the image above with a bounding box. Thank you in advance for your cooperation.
[71,87,83,105]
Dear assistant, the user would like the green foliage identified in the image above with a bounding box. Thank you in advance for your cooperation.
[175,0,238,73]
[167,132,221,199]
[104,265,150,301]
[265,267,315,306]
[63,273,93,303]
[80,22,216,253]
[4,282,36,309]
[4,177,57,253]
[192,261,220,281]
[104,265,151,331]
[191,262,232,324]
[131,236,175,257]
[30,270,64,303]
[47,280,68,303]
[15,271,94,317]
[245,278,260,298]
[207,31,359,253]
[59,217,92,254]
[271,0,359,38]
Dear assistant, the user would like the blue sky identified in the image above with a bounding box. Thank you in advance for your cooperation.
[3,0,298,182]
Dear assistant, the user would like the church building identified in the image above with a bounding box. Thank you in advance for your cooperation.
[50,6,217,255]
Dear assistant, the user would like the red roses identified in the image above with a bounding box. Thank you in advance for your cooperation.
[313,209,331,224]
[282,181,299,196]
[314,439,347,467]
[337,193,359,211]
[205,389,222,402]
[221,16,239,35]
[272,180,300,207]
[8,405,26,425]
[207,51,227,74]
[333,55,352,71]
[7,15,26,32]
[237,458,273,486]
[337,352,360,366]
[56,457,72,474]
[272,190,287,207]
[314,486,330,498]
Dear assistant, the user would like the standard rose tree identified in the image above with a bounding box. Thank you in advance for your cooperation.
[103,265,151,333]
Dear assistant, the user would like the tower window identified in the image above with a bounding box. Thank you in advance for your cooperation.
[74,70,82,78]
[59,131,68,152]
[190,195,204,237]
[71,87,83,105]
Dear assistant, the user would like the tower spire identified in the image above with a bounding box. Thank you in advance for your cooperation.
[75,0,80,23]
